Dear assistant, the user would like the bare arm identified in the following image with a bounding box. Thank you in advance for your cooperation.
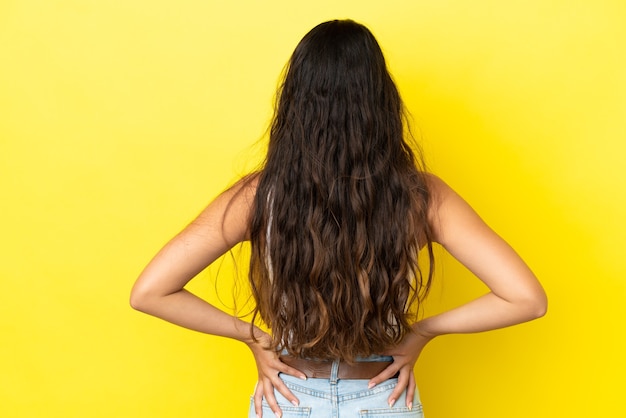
[130,178,256,340]
[372,174,547,408]
[417,174,547,337]
[130,176,305,417]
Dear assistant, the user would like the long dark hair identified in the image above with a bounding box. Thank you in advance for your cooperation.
[248,19,434,361]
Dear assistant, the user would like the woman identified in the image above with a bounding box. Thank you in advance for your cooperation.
[130,20,547,418]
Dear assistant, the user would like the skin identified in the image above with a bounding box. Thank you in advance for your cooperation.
[130,174,547,417]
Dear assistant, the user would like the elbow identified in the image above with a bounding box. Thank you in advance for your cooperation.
[529,301,547,321]
[525,290,548,320]
[505,287,547,323]
[129,284,152,313]
[535,297,548,319]
[129,290,144,312]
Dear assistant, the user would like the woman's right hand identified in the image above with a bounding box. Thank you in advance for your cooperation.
[367,323,435,410]
[247,331,307,418]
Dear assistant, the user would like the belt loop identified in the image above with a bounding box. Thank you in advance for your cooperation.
[330,359,340,384]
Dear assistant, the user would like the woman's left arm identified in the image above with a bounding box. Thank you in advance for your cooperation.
[130,178,306,417]
[130,179,255,338]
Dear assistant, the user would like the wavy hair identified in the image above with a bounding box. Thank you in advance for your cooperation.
[248,20,434,361]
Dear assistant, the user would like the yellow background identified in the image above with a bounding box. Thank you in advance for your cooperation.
[1,1,625,417]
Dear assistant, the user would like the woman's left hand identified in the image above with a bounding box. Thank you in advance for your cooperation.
[368,323,434,409]
[247,331,307,418]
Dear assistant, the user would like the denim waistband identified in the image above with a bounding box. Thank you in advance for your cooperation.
[279,349,393,363]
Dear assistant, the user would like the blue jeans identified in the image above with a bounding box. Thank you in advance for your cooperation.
[248,356,423,418]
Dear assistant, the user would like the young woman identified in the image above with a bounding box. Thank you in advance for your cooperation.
[130,19,547,418]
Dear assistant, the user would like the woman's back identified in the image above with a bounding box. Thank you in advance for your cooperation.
[245,19,434,362]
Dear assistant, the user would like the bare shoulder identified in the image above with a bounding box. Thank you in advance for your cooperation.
[192,173,260,245]
[424,172,457,203]
[222,172,261,210]
[423,173,484,246]
[423,172,457,221]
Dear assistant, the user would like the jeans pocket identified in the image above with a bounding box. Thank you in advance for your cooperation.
[261,403,311,417]
[359,403,424,417]
[248,397,312,418]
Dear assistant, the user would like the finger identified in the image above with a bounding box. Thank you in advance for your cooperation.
[406,370,416,409]
[262,378,283,418]
[253,381,264,418]
[277,363,307,381]
[271,374,300,407]
[387,366,410,407]
[367,363,400,389]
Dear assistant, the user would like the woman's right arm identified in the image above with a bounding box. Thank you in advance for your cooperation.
[370,174,547,408]
[417,175,547,335]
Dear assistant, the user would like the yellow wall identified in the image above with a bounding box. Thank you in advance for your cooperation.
[1,1,624,417]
